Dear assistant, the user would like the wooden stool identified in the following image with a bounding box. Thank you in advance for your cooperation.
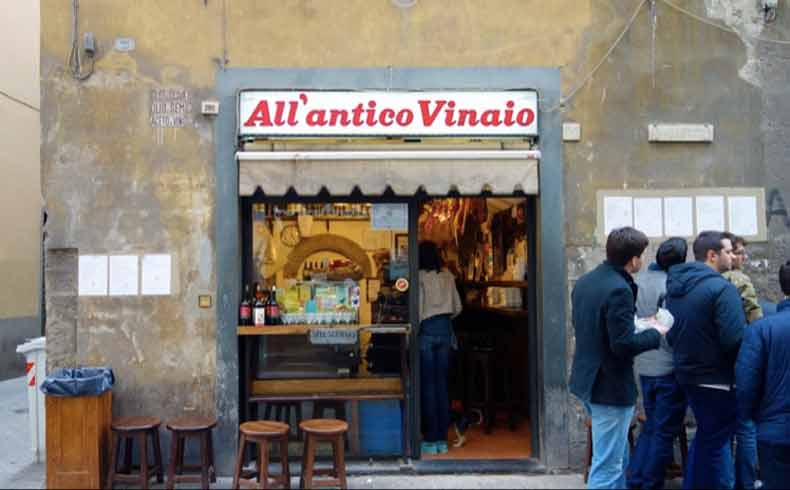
[232,421,291,489]
[165,415,217,489]
[299,419,348,490]
[265,402,303,440]
[107,416,164,490]
[465,347,515,434]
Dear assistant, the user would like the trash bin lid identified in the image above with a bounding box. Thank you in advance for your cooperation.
[16,337,46,354]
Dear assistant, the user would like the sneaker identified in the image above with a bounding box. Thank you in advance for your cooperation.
[421,441,438,454]
[436,441,449,454]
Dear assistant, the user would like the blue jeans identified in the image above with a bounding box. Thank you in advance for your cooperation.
[723,418,758,489]
[420,315,452,443]
[758,442,790,490]
[682,385,737,489]
[586,402,635,489]
[628,374,687,489]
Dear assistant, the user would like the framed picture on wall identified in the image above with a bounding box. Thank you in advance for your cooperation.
[394,233,408,259]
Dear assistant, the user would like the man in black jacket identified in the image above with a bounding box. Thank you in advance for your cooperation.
[570,227,665,489]
[666,231,746,489]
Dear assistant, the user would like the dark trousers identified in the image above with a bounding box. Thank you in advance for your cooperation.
[419,315,452,443]
[682,385,737,490]
[628,374,687,489]
[758,442,790,490]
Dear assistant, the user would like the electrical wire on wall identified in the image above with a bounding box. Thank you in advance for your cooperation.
[68,0,95,81]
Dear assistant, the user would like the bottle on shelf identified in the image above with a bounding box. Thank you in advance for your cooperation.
[265,286,281,325]
[253,285,266,327]
[239,284,252,326]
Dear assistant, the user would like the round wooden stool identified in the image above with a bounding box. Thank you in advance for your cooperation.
[299,419,348,490]
[107,416,164,490]
[232,421,291,489]
[165,415,217,489]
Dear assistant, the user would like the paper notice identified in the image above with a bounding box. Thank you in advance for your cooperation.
[109,255,139,296]
[141,254,172,296]
[603,196,633,234]
[728,196,759,236]
[79,255,108,296]
[664,197,694,237]
[371,204,408,231]
[633,198,663,237]
[696,196,725,233]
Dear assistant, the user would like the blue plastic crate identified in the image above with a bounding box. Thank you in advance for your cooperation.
[358,400,403,456]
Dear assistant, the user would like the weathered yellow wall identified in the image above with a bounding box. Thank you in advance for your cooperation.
[40,0,788,466]
[1,0,40,320]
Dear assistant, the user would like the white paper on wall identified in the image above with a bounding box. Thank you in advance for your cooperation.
[109,255,139,296]
[664,197,694,237]
[695,196,725,233]
[633,198,663,237]
[79,255,108,296]
[728,196,759,236]
[141,254,172,295]
[603,196,633,235]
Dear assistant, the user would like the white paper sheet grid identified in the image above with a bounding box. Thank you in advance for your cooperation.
[695,196,726,233]
[78,255,108,296]
[633,198,663,237]
[141,254,172,296]
[728,196,759,236]
[603,196,634,235]
[664,197,694,237]
[109,255,139,296]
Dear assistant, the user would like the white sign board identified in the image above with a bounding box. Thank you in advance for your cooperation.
[109,255,139,296]
[238,90,539,138]
[141,254,172,295]
[79,255,108,296]
[648,123,714,142]
[309,328,358,345]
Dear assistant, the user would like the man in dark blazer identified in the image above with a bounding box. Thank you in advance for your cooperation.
[570,227,666,489]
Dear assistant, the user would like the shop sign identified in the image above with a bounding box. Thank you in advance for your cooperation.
[309,328,358,345]
[238,90,538,138]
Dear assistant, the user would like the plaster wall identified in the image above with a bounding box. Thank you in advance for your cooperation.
[41,0,790,470]
[0,0,41,379]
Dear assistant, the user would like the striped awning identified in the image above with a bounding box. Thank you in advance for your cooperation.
[237,150,540,196]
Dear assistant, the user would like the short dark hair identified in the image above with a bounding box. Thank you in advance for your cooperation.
[722,231,747,248]
[693,230,727,262]
[656,237,688,271]
[606,227,649,267]
[780,261,790,296]
[418,241,442,272]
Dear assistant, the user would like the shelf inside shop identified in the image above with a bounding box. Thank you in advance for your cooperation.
[458,280,529,288]
[237,323,410,336]
[463,305,529,319]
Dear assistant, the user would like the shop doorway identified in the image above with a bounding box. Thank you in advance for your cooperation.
[417,196,536,460]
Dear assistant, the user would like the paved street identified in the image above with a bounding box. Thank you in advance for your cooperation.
[0,377,44,489]
[0,375,586,489]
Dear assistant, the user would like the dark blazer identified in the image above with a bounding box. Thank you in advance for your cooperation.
[665,262,746,386]
[569,262,662,406]
[735,300,790,445]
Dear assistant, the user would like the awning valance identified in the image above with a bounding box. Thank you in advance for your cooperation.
[237,150,540,196]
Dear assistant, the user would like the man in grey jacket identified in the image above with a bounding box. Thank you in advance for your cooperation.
[627,238,688,489]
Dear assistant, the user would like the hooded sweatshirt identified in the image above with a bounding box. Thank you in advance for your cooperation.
[418,269,463,324]
[665,261,746,386]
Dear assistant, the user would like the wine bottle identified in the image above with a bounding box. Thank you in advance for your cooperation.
[253,285,266,327]
[239,284,252,326]
[266,286,281,325]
